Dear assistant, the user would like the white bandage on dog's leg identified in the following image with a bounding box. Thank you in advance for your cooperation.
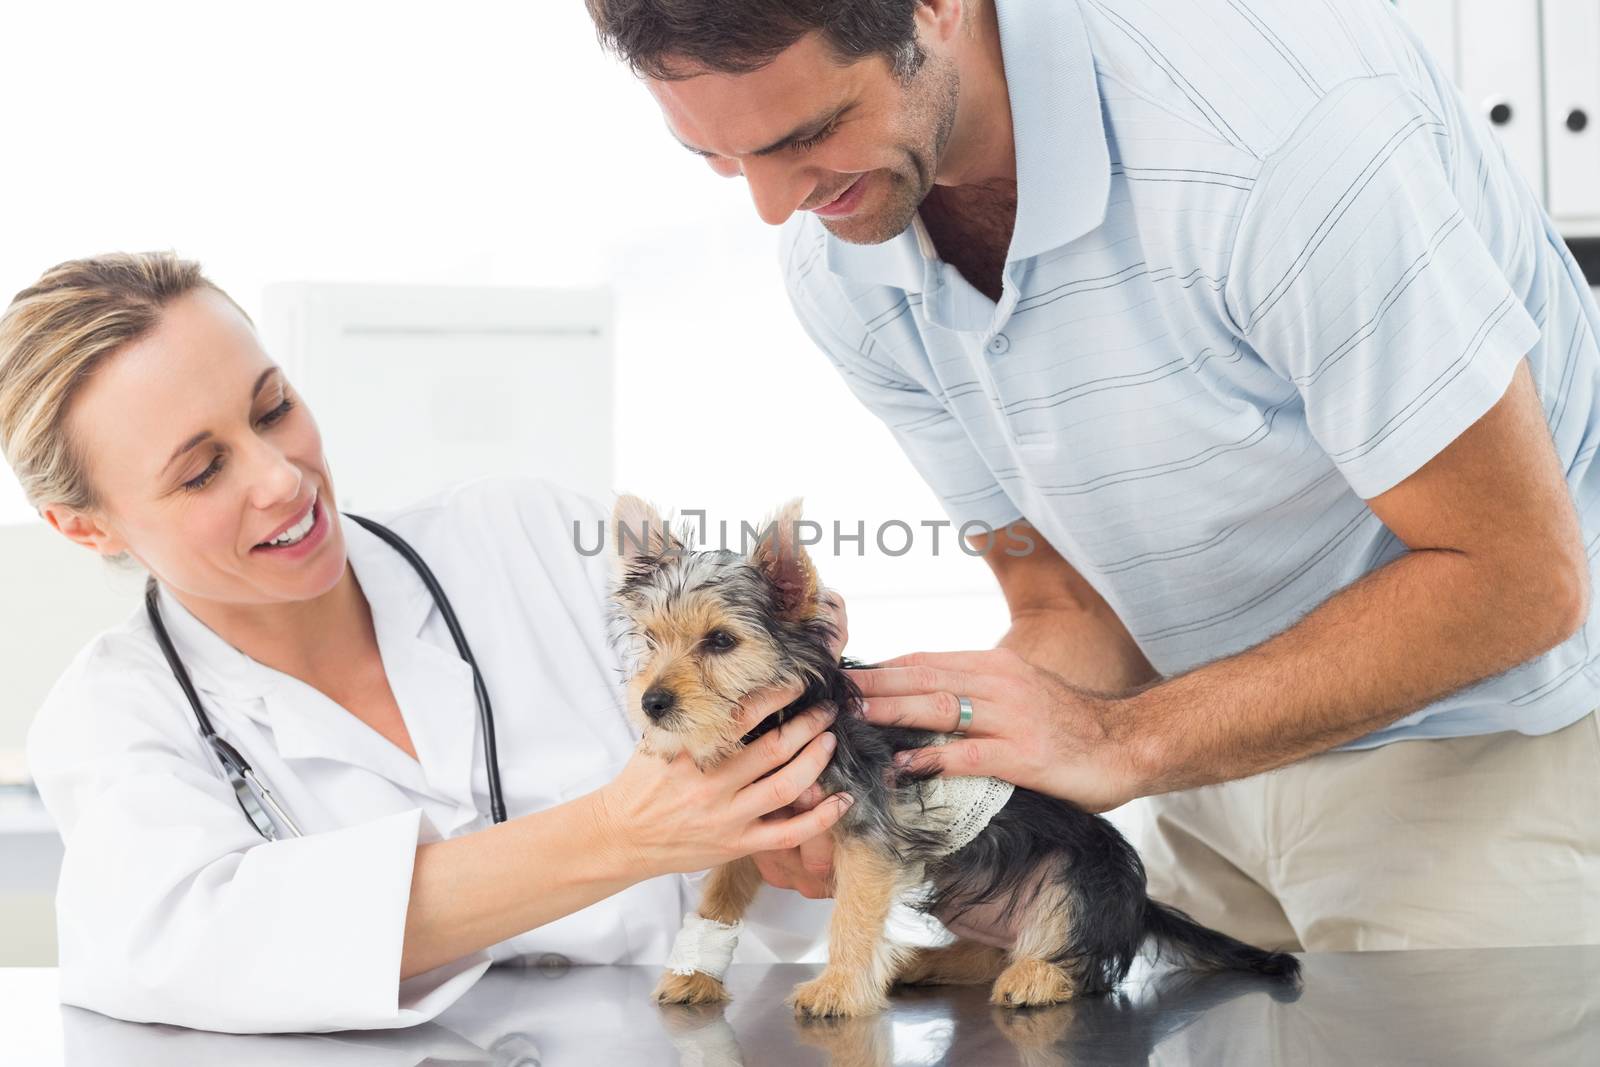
[666,915,745,979]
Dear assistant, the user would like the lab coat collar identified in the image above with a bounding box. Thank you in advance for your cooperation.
[147,512,432,703]
[341,513,484,823]
[820,0,1111,287]
[148,512,483,824]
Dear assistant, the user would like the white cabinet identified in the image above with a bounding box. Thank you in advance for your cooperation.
[1394,0,1600,238]
[260,284,615,512]
[1459,1,1547,198]
[1543,0,1600,228]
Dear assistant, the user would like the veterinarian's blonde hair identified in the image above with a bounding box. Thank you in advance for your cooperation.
[0,252,244,513]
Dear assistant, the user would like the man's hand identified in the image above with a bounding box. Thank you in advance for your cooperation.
[846,363,1589,802]
[850,648,1145,813]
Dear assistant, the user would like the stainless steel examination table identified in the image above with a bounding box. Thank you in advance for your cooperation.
[9,946,1598,1065]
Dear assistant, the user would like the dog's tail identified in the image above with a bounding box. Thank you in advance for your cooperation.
[1143,900,1301,982]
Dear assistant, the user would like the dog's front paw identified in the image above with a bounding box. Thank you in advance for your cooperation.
[654,969,731,1005]
[990,958,1075,1008]
[788,970,889,1018]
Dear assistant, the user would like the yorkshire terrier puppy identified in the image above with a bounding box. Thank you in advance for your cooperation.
[608,496,1300,1019]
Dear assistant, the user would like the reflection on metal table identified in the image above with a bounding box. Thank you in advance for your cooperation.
[14,946,1600,1065]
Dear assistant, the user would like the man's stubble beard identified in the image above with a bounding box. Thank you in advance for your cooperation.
[821,56,961,247]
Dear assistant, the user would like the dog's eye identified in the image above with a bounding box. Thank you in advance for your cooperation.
[703,630,738,653]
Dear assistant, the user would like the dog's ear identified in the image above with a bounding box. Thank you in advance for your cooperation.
[750,497,820,620]
[611,493,682,572]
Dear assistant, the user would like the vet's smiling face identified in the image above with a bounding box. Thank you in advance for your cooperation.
[60,289,347,607]
[646,26,961,244]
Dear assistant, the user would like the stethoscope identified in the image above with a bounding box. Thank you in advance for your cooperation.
[143,512,508,841]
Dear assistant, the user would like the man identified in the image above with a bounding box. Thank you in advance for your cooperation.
[586,0,1600,951]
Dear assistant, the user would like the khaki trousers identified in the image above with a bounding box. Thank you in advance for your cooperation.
[1138,711,1600,951]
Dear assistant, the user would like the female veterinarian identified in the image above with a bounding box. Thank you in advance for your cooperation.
[0,252,850,1033]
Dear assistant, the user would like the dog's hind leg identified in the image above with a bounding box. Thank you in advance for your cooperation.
[990,880,1077,1008]
[655,856,763,1005]
[789,840,917,1018]
[895,939,1008,986]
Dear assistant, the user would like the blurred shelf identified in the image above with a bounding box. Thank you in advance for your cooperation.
[0,788,62,896]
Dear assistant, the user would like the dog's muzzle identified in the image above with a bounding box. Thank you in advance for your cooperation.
[641,686,677,721]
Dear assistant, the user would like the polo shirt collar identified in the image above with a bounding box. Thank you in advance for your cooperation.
[823,0,1111,289]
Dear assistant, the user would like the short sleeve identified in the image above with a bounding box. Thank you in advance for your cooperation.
[782,225,1023,531]
[1226,76,1542,499]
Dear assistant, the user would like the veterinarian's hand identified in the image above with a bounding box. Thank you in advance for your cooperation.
[849,649,1144,813]
[593,685,854,879]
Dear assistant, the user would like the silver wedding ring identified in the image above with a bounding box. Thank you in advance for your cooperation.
[955,696,974,734]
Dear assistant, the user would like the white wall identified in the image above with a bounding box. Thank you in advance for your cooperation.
[0,0,1016,967]
[0,0,1007,668]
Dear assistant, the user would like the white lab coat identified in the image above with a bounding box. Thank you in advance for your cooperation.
[26,477,834,1033]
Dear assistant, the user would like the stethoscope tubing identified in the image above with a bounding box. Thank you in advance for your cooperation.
[344,513,508,824]
[142,511,506,839]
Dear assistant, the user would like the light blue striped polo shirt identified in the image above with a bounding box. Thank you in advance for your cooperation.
[781,0,1600,747]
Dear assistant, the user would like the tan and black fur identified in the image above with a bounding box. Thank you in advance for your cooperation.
[608,495,1300,1018]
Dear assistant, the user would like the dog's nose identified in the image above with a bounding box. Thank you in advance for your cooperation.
[641,686,677,720]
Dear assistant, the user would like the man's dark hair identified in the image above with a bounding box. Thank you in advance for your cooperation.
[585,0,926,81]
